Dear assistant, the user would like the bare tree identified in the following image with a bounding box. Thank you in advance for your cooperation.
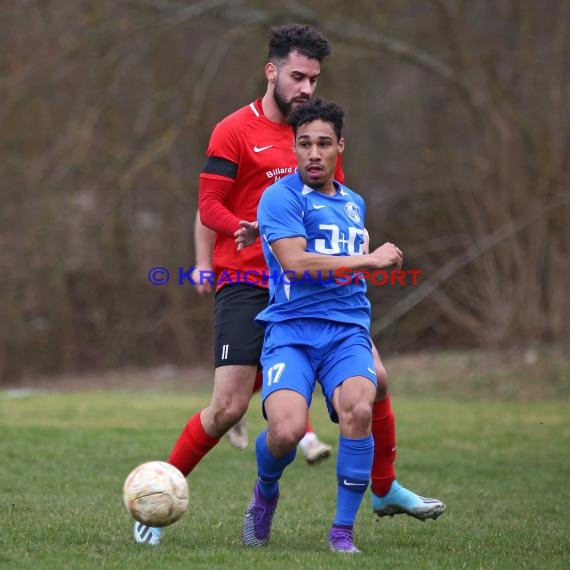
[1,0,567,382]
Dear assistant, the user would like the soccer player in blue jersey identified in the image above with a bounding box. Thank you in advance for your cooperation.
[241,99,404,553]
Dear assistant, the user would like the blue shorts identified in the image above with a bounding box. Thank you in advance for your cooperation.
[260,319,377,423]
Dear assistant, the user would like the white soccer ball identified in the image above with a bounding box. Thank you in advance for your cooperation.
[123,461,189,527]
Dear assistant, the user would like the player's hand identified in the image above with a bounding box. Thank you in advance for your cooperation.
[191,264,214,295]
[369,242,403,270]
[235,220,259,251]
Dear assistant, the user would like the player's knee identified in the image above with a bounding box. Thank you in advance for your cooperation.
[338,398,373,432]
[269,421,305,451]
[351,399,373,429]
[224,406,247,429]
[210,397,248,431]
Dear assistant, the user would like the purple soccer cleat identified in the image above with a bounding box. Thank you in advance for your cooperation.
[242,481,279,547]
[327,526,361,554]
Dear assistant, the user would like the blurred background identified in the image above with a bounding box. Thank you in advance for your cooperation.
[1,0,568,384]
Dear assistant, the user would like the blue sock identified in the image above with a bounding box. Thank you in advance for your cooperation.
[334,434,374,527]
[255,429,297,500]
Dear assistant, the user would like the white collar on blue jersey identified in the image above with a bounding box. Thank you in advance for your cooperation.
[301,182,345,196]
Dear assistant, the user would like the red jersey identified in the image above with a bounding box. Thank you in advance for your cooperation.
[199,98,344,288]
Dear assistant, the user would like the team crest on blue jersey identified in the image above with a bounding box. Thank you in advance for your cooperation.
[344,202,361,224]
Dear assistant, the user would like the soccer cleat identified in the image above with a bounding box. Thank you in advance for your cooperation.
[226,416,248,450]
[371,480,446,521]
[300,436,332,465]
[242,481,279,547]
[327,526,361,554]
[133,522,163,545]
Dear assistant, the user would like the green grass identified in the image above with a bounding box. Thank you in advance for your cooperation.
[1,387,569,569]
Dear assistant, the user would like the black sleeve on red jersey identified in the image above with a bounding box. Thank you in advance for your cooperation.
[201,156,238,180]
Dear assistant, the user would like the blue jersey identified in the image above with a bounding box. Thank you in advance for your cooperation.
[256,172,371,329]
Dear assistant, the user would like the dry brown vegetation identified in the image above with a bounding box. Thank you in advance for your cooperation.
[1,0,568,382]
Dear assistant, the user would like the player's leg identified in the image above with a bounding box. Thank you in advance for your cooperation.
[243,389,308,547]
[369,342,446,520]
[224,370,262,450]
[171,364,256,463]
[369,346,396,496]
[243,323,314,547]
[320,325,377,553]
[329,376,376,553]
[169,284,267,472]
[260,389,308,492]
[227,369,332,463]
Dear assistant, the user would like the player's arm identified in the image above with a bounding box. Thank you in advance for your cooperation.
[199,122,255,237]
[199,162,243,237]
[191,211,214,295]
[258,186,401,274]
[270,236,403,279]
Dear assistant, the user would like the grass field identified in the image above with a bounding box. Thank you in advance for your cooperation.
[1,351,569,569]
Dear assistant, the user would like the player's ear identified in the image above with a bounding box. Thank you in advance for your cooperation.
[265,62,277,83]
[338,137,345,154]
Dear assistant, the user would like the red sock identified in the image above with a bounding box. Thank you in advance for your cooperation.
[370,395,397,496]
[252,370,263,393]
[168,411,219,477]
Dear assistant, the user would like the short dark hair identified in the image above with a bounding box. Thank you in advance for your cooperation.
[287,98,345,140]
[267,24,331,63]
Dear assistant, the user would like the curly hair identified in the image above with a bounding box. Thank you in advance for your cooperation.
[287,98,345,140]
[267,24,331,63]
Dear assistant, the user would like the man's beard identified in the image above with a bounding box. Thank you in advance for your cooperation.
[274,79,309,117]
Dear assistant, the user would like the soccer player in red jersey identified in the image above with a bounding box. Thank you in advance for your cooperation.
[133,24,444,546]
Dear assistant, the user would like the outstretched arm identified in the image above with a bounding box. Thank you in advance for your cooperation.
[270,236,403,279]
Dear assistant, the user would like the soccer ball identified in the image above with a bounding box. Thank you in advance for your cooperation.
[123,461,189,527]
